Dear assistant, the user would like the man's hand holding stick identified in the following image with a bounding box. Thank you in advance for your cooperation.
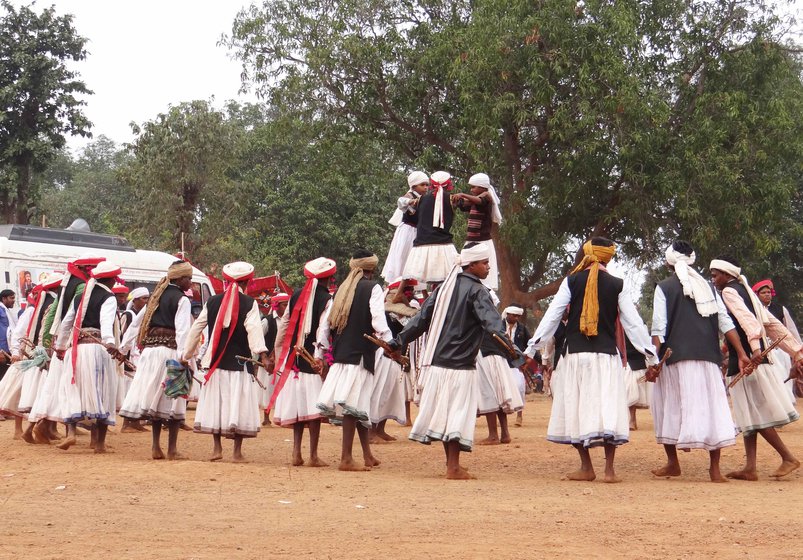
[79,329,136,372]
[364,334,410,368]
[729,335,786,389]
[294,346,325,377]
[641,348,672,383]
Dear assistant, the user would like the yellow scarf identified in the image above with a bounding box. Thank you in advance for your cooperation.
[570,240,616,336]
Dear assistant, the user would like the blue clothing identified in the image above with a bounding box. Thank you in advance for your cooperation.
[0,305,9,353]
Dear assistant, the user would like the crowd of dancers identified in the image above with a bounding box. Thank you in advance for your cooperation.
[0,169,801,482]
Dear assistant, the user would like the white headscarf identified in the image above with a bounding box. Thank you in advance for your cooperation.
[468,173,502,224]
[430,170,452,229]
[126,287,150,311]
[665,246,717,317]
[710,258,770,336]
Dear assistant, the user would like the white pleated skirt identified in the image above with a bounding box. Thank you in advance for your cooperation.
[402,243,458,283]
[410,366,478,451]
[381,223,417,282]
[18,366,47,413]
[256,366,275,409]
[119,346,187,421]
[769,349,796,405]
[476,354,523,415]
[730,361,799,436]
[547,352,630,448]
[317,361,374,427]
[273,371,323,426]
[0,363,25,416]
[369,351,407,425]
[28,357,66,423]
[194,367,261,437]
[651,360,736,450]
[625,367,651,408]
[475,239,499,290]
[60,344,119,426]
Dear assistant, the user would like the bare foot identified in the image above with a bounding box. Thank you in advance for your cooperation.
[338,459,371,472]
[261,418,271,426]
[477,437,501,446]
[651,464,682,477]
[771,459,801,478]
[710,470,729,483]
[307,457,328,468]
[152,448,165,460]
[377,432,397,442]
[446,468,476,480]
[12,432,22,441]
[134,423,150,432]
[120,424,139,434]
[231,455,250,464]
[21,430,35,444]
[514,413,523,427]
[292,455,305,466]
[566,469,596,481]
[602,474,622,483]
[180,423,193,431]
[364,455,381,468]
[32,425,51,445]
[629,421,638,431]
[404,421,412,427]
[210,452,223,462]
[94,445,109,454]
[167,452,188,461]
[56,436,76,450]
[500,435,512,444]
[725,469,758,481]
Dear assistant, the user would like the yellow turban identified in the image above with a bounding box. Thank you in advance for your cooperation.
[570,240,617,337]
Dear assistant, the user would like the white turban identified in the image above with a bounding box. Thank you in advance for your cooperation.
[709,259,740,280]
[468,173,503,224]
[710,257,770,327]
[503,305,524,316]
[459,243,490,265]
[222,261,255,282]
[407,171,429,188]
[130,287,149,300]
[665,246,717,317]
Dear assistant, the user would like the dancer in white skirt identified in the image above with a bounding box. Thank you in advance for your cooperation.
[503,305,530,426]
[623,339,650,430]
[476,330,524,446]
[118,287,149,433]
[317,250,390,471]
[53,261,126,453]
[391,242,515,480]
[710,256,803,480]
[402,171,458,285]
[381,171,430,283]
[525,238,657,483]
[0,273,63,439]
[120,261,193,459]
[649,241,744,482]
[271,258,336,467]
[183,261,270,463]
[25,254,105,444]
[453,173,502,291]
[753,278,800,404]
[260,292,288,426]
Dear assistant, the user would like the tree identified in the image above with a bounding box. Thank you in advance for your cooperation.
[0,1,92,223]
[225,0,803,306]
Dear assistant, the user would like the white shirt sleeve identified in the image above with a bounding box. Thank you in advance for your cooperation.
[313,299,333,359]
[716,292,736,334]
[370,284,392,342]
[119,307,145,355]
[397,195,414,213]
[183,305,208,362]
[525,278,571,357]
[274,304,291,358]
[650,285,667,342]
[56,299,78,351]
[245,300,268,355]
[618,289,658,365]
[314,299,332,360]
[783,306,802,343]
[99,296,118,345]
[10,307,33,355]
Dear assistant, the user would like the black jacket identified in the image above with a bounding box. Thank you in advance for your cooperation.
[394,273,511,370]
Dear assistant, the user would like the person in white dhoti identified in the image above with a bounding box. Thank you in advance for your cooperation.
[53,261,126,453]
[118,287,149,433]
[525,238,658,483]
[260,292,288,426]
[649,241,746,482]
[120,261,193,459]
[390,242,517,479]
[381,171,430,283]
[183,261,270,463]
[271,258,336,467]
[710,256,803,480]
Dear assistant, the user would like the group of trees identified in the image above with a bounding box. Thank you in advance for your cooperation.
[3,1,803,311]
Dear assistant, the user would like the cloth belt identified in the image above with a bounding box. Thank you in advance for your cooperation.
[140,327,178,349]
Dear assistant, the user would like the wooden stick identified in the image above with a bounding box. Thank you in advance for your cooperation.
[728,335,787,389]
[363,334,409,368]
[294,346,324,376]
[78,329,136,371]
[638,348,672,383]
[491,333,519,361]
[234,355,267,390]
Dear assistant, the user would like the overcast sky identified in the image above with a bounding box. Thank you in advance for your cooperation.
[7,0,802,155]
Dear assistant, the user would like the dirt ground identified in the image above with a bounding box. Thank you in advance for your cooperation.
[1,394,801,560]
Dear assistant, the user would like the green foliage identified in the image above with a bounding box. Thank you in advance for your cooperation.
[0,1,92,223]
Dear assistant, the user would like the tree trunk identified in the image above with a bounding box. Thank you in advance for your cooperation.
[495,233,562,309]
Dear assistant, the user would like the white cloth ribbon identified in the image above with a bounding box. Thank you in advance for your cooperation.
[665,247,717,317]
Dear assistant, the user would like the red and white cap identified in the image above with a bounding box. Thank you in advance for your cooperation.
[91,261,122,279]
[112,283,129,295]
[303,257,337,279]
[72,252,106,266]
[40,272,65,290]
[387,277,417,290]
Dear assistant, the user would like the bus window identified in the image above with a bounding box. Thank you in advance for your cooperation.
[191,282,202,307]
[201,283,212,304]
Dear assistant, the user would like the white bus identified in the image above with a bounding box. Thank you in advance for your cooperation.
[0,224,214,312]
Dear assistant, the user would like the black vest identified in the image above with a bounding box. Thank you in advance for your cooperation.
[332,278,379,373]
[206,292,256,373]
[625,338,647,371]
[768,301,784,322]
[286,285,331,374]
[31,293,55,343]
[401,195,419,226]
[658,275,722,365]
[553,321,568,369]
[264,314,278,355]
[120,310,135,335]
[151,284,186,329]
[413,190,453,246]
[57,275,84,322]
[724,281,768,376]
[78,287,114,330]
[565,269,623,355]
